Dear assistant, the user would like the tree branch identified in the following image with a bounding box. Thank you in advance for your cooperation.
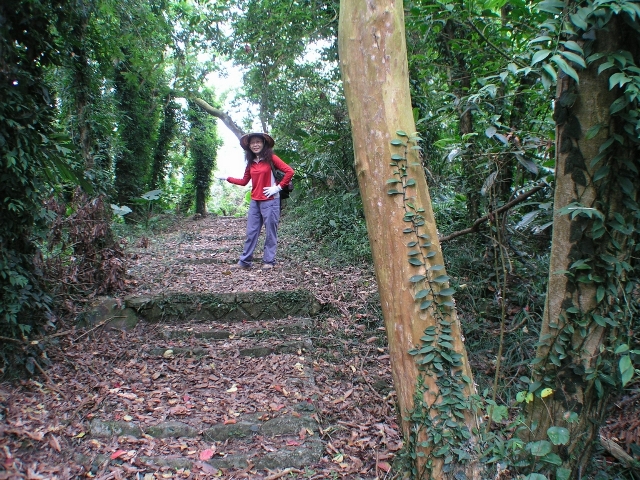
[466,20,527,68]
[439,183,547,243]
[192,98,245,140]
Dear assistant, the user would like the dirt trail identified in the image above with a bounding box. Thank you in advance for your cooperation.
[1,215,401,479]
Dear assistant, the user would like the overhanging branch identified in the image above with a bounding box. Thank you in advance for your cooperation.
[171,91,246,140]
[192,98,245,140]
[439,182,548,243]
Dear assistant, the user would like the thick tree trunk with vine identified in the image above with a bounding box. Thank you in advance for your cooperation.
[526,12,639,476]
[338,1,478,478]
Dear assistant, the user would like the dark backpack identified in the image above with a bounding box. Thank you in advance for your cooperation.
[271,164,294,200]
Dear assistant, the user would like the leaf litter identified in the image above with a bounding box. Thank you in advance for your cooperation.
[0,215,400,479]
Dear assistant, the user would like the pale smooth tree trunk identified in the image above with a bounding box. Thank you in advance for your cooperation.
[338,1,478,478]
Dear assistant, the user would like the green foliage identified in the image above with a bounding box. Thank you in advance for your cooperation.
[282,193,371,264]
[208,181,250,217]
[183,97,221,215]
[0,0,75,348]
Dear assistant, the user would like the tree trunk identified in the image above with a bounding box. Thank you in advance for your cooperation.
[525,11,639,476]
[338,1,478,478]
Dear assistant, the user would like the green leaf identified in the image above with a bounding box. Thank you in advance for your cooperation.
[609,72,631,90]
[569,12,588,30]
[409,258,424,266]
[415,289,429,299]
[547,426,570,445]
[610,95,630,114]
[391,154,405,160]
[556,468,571,480]
[386,179,401,184]
[390,139,405,146]
[542,453,563,466]
[562,40,584,55]
[532,49,552,65]
[420,300,433,310]
[433,275,450,284]
[593,165,609,182]
[541,63,557,83]
[585,124,602,140]
[396,130,408,137]
[597,61,615,74]
[438,288,456,296]
[551,54,580,83]
[560,50,586,68]
[526,440,552,457]
[410,275,426,283]
[620,355,634,387]
[615,344,629,354]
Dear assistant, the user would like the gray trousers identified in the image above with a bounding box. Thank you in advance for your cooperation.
[239,198,280,266]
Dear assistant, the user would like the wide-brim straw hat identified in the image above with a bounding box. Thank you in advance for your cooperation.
[239,132,275,151]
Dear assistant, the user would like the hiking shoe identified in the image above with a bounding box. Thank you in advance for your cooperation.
[262,263,275,270]
[231,263,251,270]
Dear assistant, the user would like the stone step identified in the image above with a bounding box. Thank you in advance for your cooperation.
[77,412,323,475]
[147,317,315,358]
[125,290,322,323]
[159,317,314,340]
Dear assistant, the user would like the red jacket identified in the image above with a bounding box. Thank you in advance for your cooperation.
[227,154,294,201]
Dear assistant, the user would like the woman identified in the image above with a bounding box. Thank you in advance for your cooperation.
[220,132,294,270]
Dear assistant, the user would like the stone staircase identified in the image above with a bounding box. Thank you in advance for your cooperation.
[74,290,328,477]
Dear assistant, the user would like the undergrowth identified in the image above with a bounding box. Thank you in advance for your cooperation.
[281,192,371,265]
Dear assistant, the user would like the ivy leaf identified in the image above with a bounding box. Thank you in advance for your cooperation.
[409,258,424,266]
[438,288,456,296]
[551,54,580,83]
[420,300,433,310]
[390,139,405,146]
[415,289,429,299]
[410,275,426,283]
[556,468,571,480]
[547,426,570,445]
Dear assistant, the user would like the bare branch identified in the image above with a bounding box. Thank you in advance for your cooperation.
[192,98,245,140]
[439,183,547,243]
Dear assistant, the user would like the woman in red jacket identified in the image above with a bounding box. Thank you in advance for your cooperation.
[221,132,294,270]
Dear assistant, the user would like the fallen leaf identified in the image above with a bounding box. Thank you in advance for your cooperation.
[48,434,61,452]
[377,461,391,472]
[286,440,300,446]
[223,418,236,425]
[163,349,174,358]
[226,384,238,393]
[111,449,127,460]
[123,415,133,421]
[365,336,378,344]
[199,449,215,461]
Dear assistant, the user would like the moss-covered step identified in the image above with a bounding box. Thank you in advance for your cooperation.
[125,290,322,322]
